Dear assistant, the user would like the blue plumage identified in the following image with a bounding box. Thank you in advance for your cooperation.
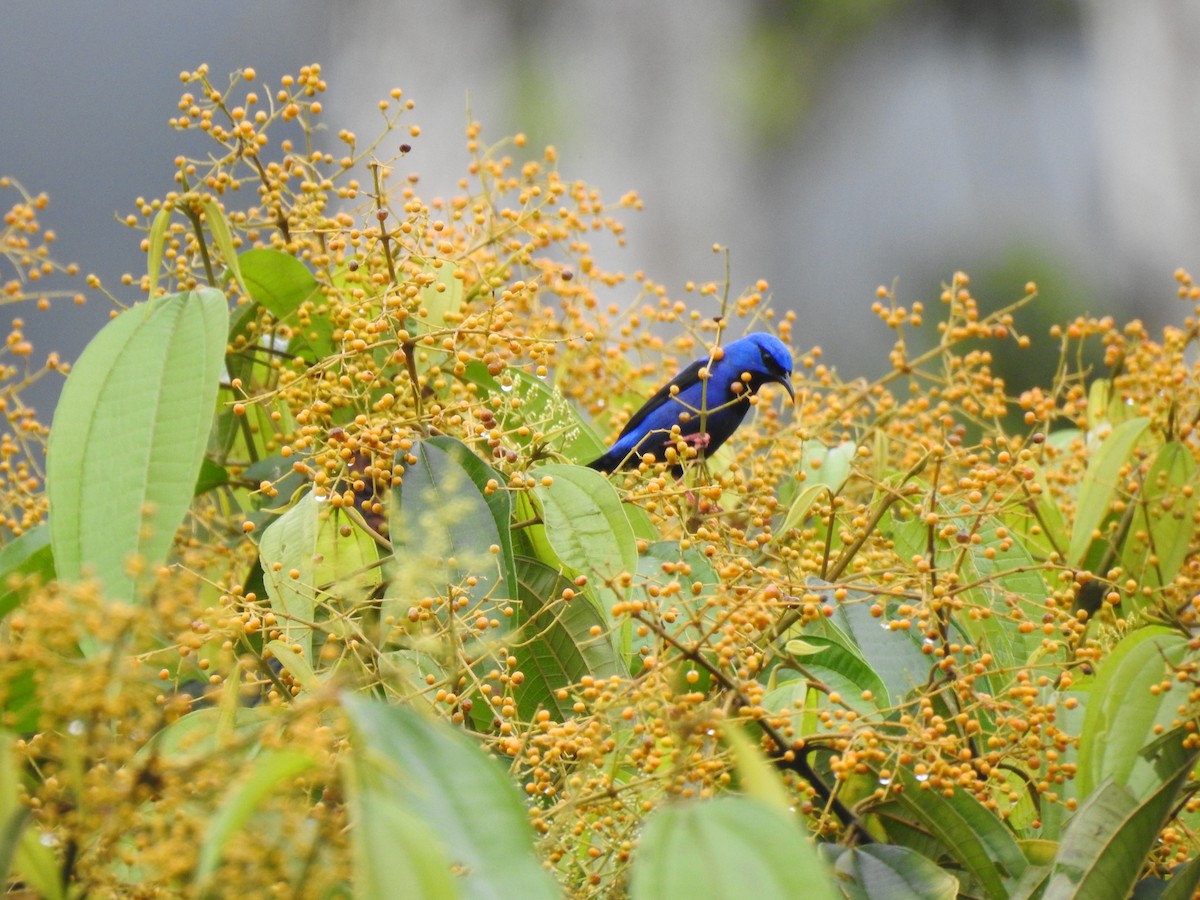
[588,333,794,474]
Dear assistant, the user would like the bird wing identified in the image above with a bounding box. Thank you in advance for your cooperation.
[614,362,705,441]
[613,358,708,440]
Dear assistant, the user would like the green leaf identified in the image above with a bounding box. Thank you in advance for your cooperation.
[530,463,638,593]
[0,731,63,897]
[630,797,838,900]
[260,493,380,668]
[343,695,559,900]
[194,749,315,891]
[1076,626,1189,798]
[722,726,792,814]
[0,525,54,620]
[1120,441,1198,599]
[1045,735,1196,900]
[265,640,321,693]
[1157,851,1200,900]
[377,649,446,709]
[765,669,884,739]
[346,758,460,900]
[415,259,463,332]
[388,439,506,629]
[813,583,928,703]
[194,457,228,496]
[136,706,271,767]
[47,289,229,603]
[803,439,857,492]
[528,465,638,662]
[237,248,328,360]
[1019,838,1060,866]
[259,493,321,664]
[782,636,887,710]
[238,248,319,320]
[0,668,39,734]
[760,678,819,739]
[779,483,831,535]
[512,555,624,720]
[146,206,171,297]
[823,843,958,900]
[959,516,1047,668]
[629,541,720,667]
[1068,416,1151,566]
[0,730,29,889]
[880,766,1029,896]
[461,362,607,463]
[424,436,517,603]
[200,198,245,295]
[13,827,64,900]
[785,638,828,657]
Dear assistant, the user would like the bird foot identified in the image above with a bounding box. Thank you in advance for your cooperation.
[683,488,723,516]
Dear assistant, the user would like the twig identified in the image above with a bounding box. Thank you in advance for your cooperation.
[631,610,872,842]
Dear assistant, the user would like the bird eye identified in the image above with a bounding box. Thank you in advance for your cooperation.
[759,346,783,375]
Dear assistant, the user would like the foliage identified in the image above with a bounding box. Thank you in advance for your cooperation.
[0,62,1199,897]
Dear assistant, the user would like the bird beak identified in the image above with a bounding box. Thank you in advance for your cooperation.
[777,375,796,404]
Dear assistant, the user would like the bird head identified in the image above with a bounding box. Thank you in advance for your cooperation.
[724,333,795,402]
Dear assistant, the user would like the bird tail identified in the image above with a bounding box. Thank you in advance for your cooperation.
[586,452,616,473]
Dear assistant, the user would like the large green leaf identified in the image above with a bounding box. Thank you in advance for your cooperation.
[346,757,460,900]
[1119,441,1198,600]
[260,494,380,667]
[239,248,318,319]
[388,439,507,630]
[765,668,905,747]
[0,525,54,621]
[1004,458,1070,560]
[530,463,638,613]
[1067,417,1151,566]
[193,749,316,892]
[259,493,321,663]
[512,555,624,720]
[1045,732,1196,900]
[812,583,929,703]
[630,797,838,900]
[462,362,607,463]
[629,541,720,670]
[878,766,1028,897]
[47,289,228,603]
[415,259,463,333]
[343,696,559,900]
[1076,626,1190,798]
[136,706,272,768]
[0,728,62,899]
[424,436,517,603]
[237,247,329,360]
[823,843,959,900]
[959,515,1047,669]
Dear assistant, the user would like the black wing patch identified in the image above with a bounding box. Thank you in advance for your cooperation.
[615,359,707,439]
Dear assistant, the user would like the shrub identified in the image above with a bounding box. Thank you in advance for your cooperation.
[1,62,1198,898]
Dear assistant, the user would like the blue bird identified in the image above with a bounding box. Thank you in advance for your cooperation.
[588,333,795,475]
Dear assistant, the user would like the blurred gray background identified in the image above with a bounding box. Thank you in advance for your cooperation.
[3,1,1198,417]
